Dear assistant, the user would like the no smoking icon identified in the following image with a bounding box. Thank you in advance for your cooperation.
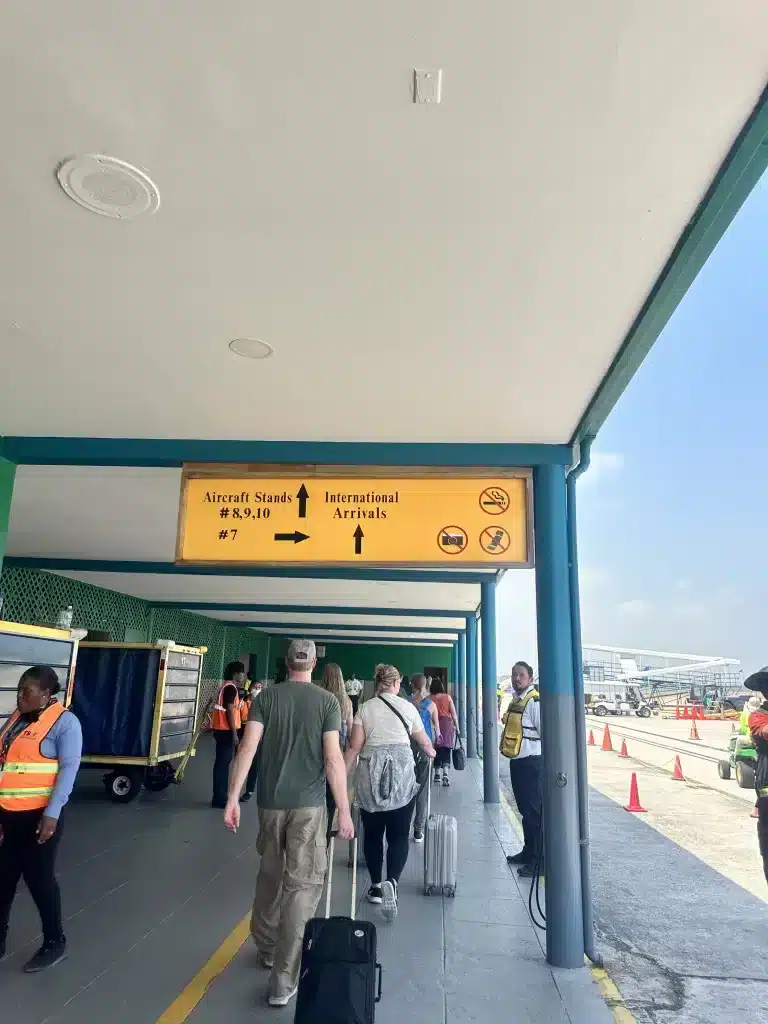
[479,487,510,515]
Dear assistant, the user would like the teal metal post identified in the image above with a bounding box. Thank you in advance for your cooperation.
[533,464,584,968]
[465,615,478,759]
[457,630,467,739]
[0,459,16,575]
[480,580,500,803]
[451,643,458,697]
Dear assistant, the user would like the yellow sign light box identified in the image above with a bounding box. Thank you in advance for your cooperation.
[176,467,532,567]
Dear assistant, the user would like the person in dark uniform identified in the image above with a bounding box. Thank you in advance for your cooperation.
[210,661,246,808]
[744,667,768,886]
[0,666,82,972]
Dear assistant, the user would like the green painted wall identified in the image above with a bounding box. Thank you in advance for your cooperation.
[0,565,271,683]
[270,637,452,683]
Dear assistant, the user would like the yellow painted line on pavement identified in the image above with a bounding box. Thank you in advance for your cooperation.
[588,964,637,1024]
[498,788,525,842]
[155,914,250,1024]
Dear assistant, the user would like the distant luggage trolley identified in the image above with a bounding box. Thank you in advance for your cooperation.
[69,641,206,803]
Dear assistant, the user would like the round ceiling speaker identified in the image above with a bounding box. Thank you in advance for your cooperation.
[55,154,160,220]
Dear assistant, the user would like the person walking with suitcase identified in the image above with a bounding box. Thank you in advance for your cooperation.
[344,664,435,920]
[429,680,460,787]
[408,674,439,843]
[500,661,543,879]
[224,639,354,1008]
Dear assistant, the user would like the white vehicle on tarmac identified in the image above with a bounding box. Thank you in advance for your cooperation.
[585,682,652,718]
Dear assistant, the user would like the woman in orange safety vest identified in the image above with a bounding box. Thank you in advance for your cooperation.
[238,681,261,803]
[211,661,245,808]
[0,665,82,973]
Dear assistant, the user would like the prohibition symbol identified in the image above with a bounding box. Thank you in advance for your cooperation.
[479,526,511,555]
[437,525,468,555]
[479,487,510,515]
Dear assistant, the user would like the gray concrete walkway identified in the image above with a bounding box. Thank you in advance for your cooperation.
[191,759,613,1024]
[1,740,613,1022]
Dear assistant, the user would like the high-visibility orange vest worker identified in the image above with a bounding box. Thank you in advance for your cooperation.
[210,661,247,809]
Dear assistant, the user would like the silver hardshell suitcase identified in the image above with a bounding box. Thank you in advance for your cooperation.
[423,783,458,897]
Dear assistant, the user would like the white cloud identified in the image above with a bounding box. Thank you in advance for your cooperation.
[579,451,624,488]
[616,599,653,619]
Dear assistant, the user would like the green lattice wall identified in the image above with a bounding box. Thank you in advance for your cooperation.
[0,566,270,687]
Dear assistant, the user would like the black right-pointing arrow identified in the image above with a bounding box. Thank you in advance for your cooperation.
[297,484,309,518]
[274,531,310,544]
[353,525,364,555]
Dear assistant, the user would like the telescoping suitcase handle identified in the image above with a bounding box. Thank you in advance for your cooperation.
[325,832,358,919]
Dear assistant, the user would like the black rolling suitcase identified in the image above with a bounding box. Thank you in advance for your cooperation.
[294,834,382,1024]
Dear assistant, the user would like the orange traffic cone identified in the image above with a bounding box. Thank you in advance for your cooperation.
[601,725,613,752]
[618,739,629,758]
[624,773,647,813]
[588,729,595,746]
[751,805,760,819]
[689,720,701,741]
[672,756,685,781]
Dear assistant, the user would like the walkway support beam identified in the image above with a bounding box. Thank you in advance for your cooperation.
[465,615,478,759]
[457,630,467,740]
[0,459,16,575]
[533,464,584,969]
[480,580,500,803]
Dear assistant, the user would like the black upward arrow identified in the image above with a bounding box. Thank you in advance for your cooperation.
[297,484,309,518]
[353,525,364,555]
[274,531,310,544]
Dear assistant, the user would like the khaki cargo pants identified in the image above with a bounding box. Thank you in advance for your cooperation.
[251,805,328,999]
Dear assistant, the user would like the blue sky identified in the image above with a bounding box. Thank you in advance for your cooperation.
[498,172,768,677]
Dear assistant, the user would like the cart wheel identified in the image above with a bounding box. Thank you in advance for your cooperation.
[104,768,143,803]
[638,706,651,719]
[144,762,175,792]
[735,762,755,790]
[424,886,432,896]
[595,706,607,717]
[717,760,731,781]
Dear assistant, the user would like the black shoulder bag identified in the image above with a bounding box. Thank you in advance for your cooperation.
[377,696,431,787]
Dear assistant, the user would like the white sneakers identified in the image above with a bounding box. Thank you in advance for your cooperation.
[268,986,298,1008]
[381,879,398,921]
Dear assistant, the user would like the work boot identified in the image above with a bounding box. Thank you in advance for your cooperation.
[506,850,529,865]
[23,938,67,973]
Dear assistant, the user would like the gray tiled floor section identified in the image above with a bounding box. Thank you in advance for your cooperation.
[0,745,613,1022]
[190,760,613,1024]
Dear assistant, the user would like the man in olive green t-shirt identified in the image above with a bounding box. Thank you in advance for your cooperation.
[225,639,353,1008]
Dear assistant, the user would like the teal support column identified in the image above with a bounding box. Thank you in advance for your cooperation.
[265,635,271,681]
[533,464,584,969]
[451,644,459,696]
[0,459,17,576]
[466,615,478,759]
[217,625,227,682]
[480,580,500,803]
[457,631,467,739]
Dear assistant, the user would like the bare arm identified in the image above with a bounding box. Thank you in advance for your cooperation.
[449,697,460,733]
[323,731,353,838]
[344,723,365,770]
[412,726,436,759]
[429,703,439,739]
[228,720,263,801]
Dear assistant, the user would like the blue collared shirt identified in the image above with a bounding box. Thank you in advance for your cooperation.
[39,709,83,819]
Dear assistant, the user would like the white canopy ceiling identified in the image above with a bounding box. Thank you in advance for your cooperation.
[1,3,766,639]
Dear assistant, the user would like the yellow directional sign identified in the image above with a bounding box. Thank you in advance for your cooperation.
[176,468,531,567]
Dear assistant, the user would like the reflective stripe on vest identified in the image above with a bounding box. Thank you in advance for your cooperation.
[499,689,539,759]
[0,702,65,811]
[211,684,242,731]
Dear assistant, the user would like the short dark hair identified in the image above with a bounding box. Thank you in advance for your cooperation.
[513,661,534,679]
[224,661,246,680]
[429,679,445,695]
[19,665,61,696]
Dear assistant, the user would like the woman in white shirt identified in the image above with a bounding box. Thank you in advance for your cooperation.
[344,664,435,919]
